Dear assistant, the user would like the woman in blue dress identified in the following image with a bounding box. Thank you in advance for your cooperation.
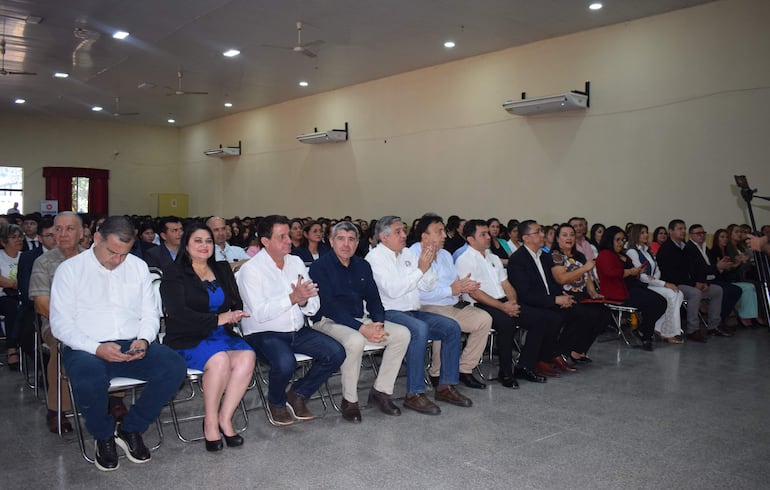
[161,222,255,452]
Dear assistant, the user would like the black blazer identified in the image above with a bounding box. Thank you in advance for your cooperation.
[17,247,44,307]
[144,244,176,273]
[161,260,243,350]
[507,246,561,309]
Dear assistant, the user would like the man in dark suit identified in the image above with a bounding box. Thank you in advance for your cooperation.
[507,220,577,377]
[144,217,184,271]
[21,214,41,251]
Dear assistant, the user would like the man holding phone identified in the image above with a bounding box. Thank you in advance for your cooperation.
[50,216,186,471]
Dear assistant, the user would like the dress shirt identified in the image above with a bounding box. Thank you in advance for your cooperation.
[575,237,594,261]
[626,245,666,288]
[49,248,159,355]
[237,248,319,334]
[29,247,82,332]
[25,237,40,250]
[451,243,469,263]
[455,247,506,301]
[365,244,437,311]
[215,242,249,263]
[524,245,550,295]
[410,243,458,306]
[309,252,385,329]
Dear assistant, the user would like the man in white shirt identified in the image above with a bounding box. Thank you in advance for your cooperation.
[409,214,492,390]
[367,216,471,415]
[237,215,344,426]
[50,216,186,472]
[207,216,250,268]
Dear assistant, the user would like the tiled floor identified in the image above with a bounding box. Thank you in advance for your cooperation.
[3,327,770,489]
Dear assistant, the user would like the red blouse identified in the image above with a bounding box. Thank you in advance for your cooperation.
[596,249,629,300]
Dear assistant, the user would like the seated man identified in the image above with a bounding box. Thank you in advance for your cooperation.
[367,216,472,415]
[456,220,555,386]
[207,216,250,269]
[143,216,183,271]
[657,219,725,342]
[309,221,410,422]
[409,214,492,389]
[237,215,345,425]
[50,216,186,472]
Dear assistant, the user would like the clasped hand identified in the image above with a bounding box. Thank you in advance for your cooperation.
[291,277,318,305]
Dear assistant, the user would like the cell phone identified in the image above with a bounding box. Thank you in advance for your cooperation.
[639,261,649,270]
[125,348,146,355]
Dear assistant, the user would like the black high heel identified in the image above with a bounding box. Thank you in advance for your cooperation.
[203,421,223,452]
[219,425,244,447]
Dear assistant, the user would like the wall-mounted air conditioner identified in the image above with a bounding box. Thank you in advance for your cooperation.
[503,82,590,116]
[204,141,241,158]
[297,122,349,144]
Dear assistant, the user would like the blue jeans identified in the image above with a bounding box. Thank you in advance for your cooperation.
[62,340,186,440]
[244,327,345,406]
[384,310,461,394]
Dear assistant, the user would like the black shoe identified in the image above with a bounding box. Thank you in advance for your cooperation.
[205,437,224,452]
[115,428,151,463]
[514,367,547,383]
[459,372,486,389]
[641,340,654,351]
[367,388,401,416]
[341,399,362,423]
[94,436,119,471]
[570,354,592,364]
[497,370,520,389]
[429,375,439,388]
[219,425,244,447]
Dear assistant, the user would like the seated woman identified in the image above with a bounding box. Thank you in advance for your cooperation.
[596,226,667,351]
[649,226,668,256]
[541,225,555,253]
[709,228,760,327]
[0,224,24,370]
[161,222,256,452]
[291,221,330,264]
[506,219,521,253]
[289,218,304,255]
[588,223,604,258]
[550,223,611,363]
[625,224,685,343]
[487,218,512,263]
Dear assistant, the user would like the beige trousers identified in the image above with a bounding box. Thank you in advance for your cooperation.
[313,317,409,403]
[421,304,492,376]
[42,328,71,412]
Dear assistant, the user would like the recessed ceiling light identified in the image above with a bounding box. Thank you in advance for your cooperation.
[223,49,240,57]
[224,102,233,108]
[444,41,456,48]
[53,72,69,78]
[589,3,603,10]
[14,98,25,104]
[298,81,309,87]
[91,106,103,112]
[167,118,176,124]
[113,31,130,40]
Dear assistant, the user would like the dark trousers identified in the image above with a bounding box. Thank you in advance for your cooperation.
[625,287,667,340]
[556,303,612,355]
[244,327,345,406]
[710,280,742,322]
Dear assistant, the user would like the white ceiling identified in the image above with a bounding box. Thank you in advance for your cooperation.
[0,0,715,127]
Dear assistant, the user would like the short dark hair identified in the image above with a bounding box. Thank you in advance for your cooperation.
[668,219,685,231]
[446,215,462,233]
[159,216,182,235]
[462,219,487,241]
[39,216,55,231]
[688,223,704,234]
[518,220,537,239]
[415,213,443,238]
[257,215,289,240]
[98,216,135,243]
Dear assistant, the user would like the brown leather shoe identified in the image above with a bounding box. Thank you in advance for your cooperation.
[535,361,561,377]
[46,415,73,434]
[403,393,441,415]
[340,399,362,423]
[551,355,577,373]
[367,388,401,416]
[286,389,315,420]
[708,327,733,337]
[435,385,473,407]
[686,330,708,343]
[267,403,295,426]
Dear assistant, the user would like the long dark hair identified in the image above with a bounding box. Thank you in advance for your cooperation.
[176,221,218,270]
[598,225,625,253]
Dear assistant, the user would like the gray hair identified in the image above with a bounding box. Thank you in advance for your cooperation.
[97,216,136,243]
[373,216,402,245]
[0,223,22,243]
[331,221,360,240]
[54,211,83,227]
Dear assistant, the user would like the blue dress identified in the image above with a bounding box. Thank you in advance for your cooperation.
[174,281,252,371]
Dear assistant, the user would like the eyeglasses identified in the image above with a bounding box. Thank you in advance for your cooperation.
[41,233,55,239]
[690,231,706,235]
[524,229,544,236]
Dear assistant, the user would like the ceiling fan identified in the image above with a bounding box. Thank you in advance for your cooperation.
[262,21,324,58]
[111,97,139,117]
[0,39,37,76]
[165,70,208,96]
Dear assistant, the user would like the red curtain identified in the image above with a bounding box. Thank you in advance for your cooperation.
[42,167,109,215]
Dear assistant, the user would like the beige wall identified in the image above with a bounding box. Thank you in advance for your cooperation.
[180,0,770,230]
[0,114,180,215]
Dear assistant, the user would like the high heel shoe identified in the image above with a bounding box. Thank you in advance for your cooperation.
[219,425,244,447]
[203,422,223,452]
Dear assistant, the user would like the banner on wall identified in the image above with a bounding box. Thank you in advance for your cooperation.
[41,200,58,216]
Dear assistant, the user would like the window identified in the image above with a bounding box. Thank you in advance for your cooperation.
[72,177,89,213]
[0,166,23,214]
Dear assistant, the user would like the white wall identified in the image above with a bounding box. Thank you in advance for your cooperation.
[179,0,770,230]
[0,115,180,215]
